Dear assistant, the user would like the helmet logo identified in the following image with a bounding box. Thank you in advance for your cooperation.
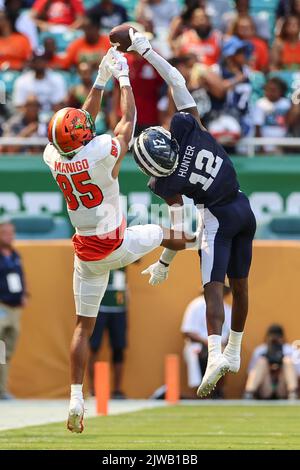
[153,137,167,149]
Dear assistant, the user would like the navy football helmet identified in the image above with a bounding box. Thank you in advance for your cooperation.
[133,126,179,177]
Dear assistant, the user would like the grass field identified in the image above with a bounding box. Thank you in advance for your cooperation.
[0,404,300,450]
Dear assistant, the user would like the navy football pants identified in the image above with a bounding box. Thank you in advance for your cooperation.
[199,191,256,285]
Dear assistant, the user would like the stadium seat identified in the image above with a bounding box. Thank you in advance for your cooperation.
[10,213,72,240]
[256,215,300,240]
[250,0,278,42]
[250,71,266,103]
[39,30,84,53]
[0,70,21,96]
[114,0,138,20]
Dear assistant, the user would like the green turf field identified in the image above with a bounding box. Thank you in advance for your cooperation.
[0,405,300,450]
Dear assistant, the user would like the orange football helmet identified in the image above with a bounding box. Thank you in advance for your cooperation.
[48,107,96,158]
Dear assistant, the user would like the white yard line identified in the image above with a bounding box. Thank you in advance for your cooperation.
[0,399,299,431]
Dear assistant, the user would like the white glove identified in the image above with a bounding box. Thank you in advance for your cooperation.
[107,48,130,87]
[127,28,152,57]
[93,49,114,89]
[142,261,169,286]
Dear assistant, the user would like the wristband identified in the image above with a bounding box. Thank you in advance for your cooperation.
[93,75,106,90]
[119,75,131,88]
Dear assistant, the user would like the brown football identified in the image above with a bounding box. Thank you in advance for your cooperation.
[109,24,137,53]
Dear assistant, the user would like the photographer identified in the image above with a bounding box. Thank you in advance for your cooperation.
[244,324,298,400]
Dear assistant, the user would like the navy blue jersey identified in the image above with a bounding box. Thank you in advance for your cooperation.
[148,112,239,207]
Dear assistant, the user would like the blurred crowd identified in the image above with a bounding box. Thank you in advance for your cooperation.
[0,0,300,155]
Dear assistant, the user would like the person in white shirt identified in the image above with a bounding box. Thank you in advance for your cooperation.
[244,324,299,400]
[181,286,231,396]
[13,53,67,113]
[253,77,291,154]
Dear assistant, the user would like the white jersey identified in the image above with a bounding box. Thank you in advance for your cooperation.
[43,134,122,236]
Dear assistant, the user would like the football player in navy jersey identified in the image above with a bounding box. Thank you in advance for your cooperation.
[127,29,257,397]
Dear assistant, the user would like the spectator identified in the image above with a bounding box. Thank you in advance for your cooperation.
[5,0,39,50]
[67,62,93,108]
[30,0,85,32]
[222,0,271,42]
[271,15,300,70]
[229,15,269,72]
[62,15,110,70]
[216,36,253,142]
[181,286,231,398]
[110,49,164,134]
[162,55,228,129]
[0,219,27,400]
[253,77,291,154]
[244,324,298,400]
[88,269,127,399]
[0,10,31,70]
[276,0,300,19]
[42,36,65,69]
[136,0,181,34]
[276,0,300,35]
[169,0,232,43]
[87,0,128,31]
[172,8,221,66]
[1,95,47,154]
[12,53,67,112]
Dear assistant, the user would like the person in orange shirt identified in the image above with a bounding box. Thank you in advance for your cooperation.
[0,10,31,70]
[271,15,300,71]
[230,15,269,73]
[172,8,221,66]
[62,16,110,71]
[42,37,66,69]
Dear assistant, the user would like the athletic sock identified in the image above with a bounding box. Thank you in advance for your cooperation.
[207,335,222,360]
[225,330,244,357]
[70,384,83,401]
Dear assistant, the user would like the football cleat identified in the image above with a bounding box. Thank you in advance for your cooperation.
[223,348,241,374]
[67,398,84,433]
[197,355,230,398]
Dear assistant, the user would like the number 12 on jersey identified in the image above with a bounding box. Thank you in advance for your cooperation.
[189,149,223,191]
[56,171,103,211]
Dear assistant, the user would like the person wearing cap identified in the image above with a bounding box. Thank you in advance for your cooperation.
[244,324,299,400]
[181,286,232,398]
[217,36,254,140]
[0,219,27,400]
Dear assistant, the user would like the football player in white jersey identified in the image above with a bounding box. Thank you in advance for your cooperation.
[44,48,195,433]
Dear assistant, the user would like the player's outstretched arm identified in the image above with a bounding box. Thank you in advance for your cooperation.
[82,48,114,121]
[127,29,204,128]
[108,50,137,177]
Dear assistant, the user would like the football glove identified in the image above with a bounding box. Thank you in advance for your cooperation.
[127,28,152,57]
[142,261,169,286]
[107,48,130,87]
[93,48,114,89]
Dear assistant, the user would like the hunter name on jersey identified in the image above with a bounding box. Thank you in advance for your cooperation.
[149,112,240,207]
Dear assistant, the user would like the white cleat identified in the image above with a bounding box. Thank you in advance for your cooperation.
[197,355,230,398]
[67,399,84,433]
[223,350,241,373]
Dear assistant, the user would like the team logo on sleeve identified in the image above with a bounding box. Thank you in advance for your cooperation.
[111,139,120,158]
